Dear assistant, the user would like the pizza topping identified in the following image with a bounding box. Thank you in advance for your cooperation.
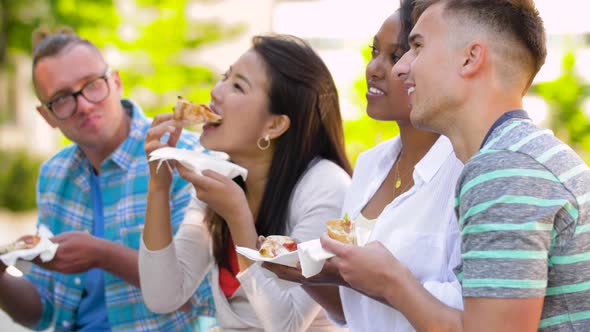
[326,214,356,245]
[259,235,298,258]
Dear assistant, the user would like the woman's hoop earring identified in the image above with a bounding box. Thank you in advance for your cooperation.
[257,134,271,150]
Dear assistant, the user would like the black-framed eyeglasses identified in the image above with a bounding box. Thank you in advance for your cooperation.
[44,68,112,120]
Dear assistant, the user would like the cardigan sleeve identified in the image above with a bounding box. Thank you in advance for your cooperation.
[139,193,214,313]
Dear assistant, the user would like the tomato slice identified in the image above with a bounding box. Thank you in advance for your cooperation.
[282,241,297,252]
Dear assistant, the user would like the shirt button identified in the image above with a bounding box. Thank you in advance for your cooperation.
[62,320,70,328]
[74,278,81,285]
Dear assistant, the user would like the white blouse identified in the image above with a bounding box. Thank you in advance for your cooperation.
[339,136,464,332]
[139,159,351,332]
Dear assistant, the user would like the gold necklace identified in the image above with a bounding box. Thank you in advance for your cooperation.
[393,149,414,195]
[394,148,404,189]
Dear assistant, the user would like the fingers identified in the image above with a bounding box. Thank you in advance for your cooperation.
[320,233,349,256]
[49,233,67,244]
[150,113,175,126]
[166,125,182,147]
[261,262,303,283]
[16,234,37,244]
[176,164,201,184]
[145,116,183,154]
[365,241,386,251]
[201,169,228,182]
[178,166,223,192]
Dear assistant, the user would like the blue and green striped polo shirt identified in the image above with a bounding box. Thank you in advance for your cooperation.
[455,115,590,331]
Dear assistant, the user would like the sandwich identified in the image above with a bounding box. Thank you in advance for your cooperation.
[259,235,298,258]
[173,96,222,125]
[326,214,355,245]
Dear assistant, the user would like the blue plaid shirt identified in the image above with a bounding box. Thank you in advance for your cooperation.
[25,99,215,331]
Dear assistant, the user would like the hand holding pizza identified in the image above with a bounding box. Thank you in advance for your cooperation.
[320,234,412,299]
[35,231,102,274]
[145,113,183,190]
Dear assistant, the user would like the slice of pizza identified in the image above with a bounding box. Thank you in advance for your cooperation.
[259,235,298,258]
[326,214,356,245]
[173,96,222,125]
[0,235,41,255]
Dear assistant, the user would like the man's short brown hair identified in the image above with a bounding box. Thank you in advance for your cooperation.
[414,0,546,89]
[31,26,105,94]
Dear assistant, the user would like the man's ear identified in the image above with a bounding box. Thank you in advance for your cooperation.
[110,69,124,96]
[267,114,290,140]
[36,105,58,129]
[460,42,486,78]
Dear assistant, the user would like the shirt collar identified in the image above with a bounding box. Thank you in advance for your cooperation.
[109,99,149,171]
[72,99,149,173]
[413,135,456,185]
[480,109,530,149]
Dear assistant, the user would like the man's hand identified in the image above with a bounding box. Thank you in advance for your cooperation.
[35,231,102,274]
[320,234,411,299]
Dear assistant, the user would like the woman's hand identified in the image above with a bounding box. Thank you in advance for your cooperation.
[177,167,251,226]
[262,258,348,286]
[144,114,183,190]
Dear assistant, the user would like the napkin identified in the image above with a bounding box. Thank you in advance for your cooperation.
[149,147,248,181]
[298,216,377,278]
[297,239,333,278]
[1,225,59,266]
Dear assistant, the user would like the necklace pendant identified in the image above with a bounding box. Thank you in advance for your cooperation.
[395,179,402,189]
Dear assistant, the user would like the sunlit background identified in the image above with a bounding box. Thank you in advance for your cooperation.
[0,0,589,330]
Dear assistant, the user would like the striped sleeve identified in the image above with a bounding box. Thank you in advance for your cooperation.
[457,150,574,298]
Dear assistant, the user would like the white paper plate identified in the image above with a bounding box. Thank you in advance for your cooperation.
[235,246,299,268]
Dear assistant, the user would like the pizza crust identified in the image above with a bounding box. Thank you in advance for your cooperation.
[326,217,356,245]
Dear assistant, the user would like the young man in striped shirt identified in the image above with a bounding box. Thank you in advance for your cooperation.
[322,0,590,330]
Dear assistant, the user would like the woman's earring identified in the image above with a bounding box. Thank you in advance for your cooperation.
[257,134,271,150]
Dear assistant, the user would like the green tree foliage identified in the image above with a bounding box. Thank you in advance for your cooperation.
[0,0,119,64]
[0,150,42,211]
[0,0,244,210]
[533,52,590,162]
[1,0,244,117]
[344,43,399,165]
[114,0,245,117]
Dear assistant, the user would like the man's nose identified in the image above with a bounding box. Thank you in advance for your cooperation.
[392,52,411,81]
[75,93,94,114]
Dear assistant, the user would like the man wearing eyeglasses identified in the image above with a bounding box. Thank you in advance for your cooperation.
[0,27,215,331]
